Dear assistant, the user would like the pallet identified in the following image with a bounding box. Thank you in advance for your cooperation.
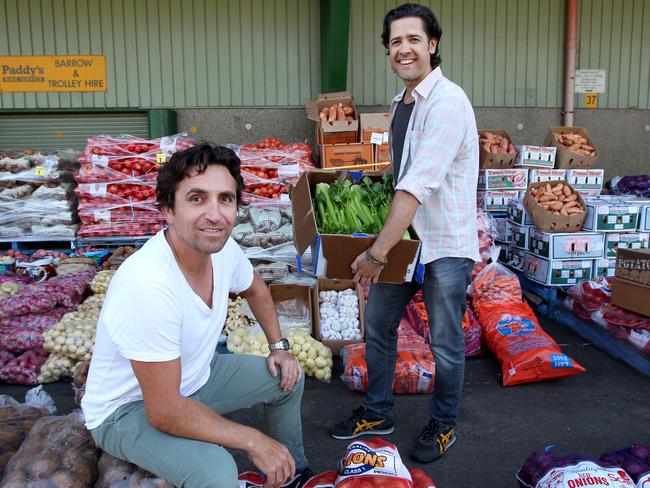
[514,271,565,319]
[0,238,76,252]
[553,306,650,379]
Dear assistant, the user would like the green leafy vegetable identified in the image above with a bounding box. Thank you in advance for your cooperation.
[315,174,396,234]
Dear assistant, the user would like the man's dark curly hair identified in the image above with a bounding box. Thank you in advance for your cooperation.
[156,143,245,210]
[381,3,443,70]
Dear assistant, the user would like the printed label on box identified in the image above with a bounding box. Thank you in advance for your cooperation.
[279,163,300,178]
[529,169,566,184]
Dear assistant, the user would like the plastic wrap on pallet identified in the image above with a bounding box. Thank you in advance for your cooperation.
[607,175,650,197]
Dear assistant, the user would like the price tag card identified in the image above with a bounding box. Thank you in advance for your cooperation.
[156,153,167,164]
[93,210,111,223]
[91,154,110,165]
[370,132,384,145]
[89,183,107,197]
[382,132,389,143]
[34,166,46,177]
[279,163,300,178]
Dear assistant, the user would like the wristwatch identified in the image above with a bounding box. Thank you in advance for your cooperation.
[269,338,290,352]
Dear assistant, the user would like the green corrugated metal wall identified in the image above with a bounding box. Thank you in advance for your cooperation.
[577,0,650,109]
[0,0,321,109]
[349,0,566,107]
[0,113,149,150]
[1,0,648,110]
[349,0,650,109]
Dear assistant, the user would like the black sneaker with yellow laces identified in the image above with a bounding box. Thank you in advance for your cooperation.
[410,419,456,463]
[329,406,395,440]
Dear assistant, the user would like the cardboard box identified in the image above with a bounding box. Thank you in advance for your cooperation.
[269,283,313,334]
[478,168,528,190]
[507,221,530,250]
[504,245,527,271]
[374,143,391,167]
[605,232,650,258]
[524,181,587,233]
[306,92,359,145]
[514,145,556,169]
[478,130,516,169]
[523,253,593,286]
[611,278,650,317]
[615,248,650,288]
[593,258,617,278]
[477,190,521,213]
[291,170,421,283]
[360,113,390,143]
[507,198,534,226]
[582,196,641,232]
[528,229,605,260]
[565,169,604,197]
[320,143,374,170]
[312,278,365,355]
[529,169,567,184]
[636,199,650,232]
[494,217,510,243]
[544,127,598,169]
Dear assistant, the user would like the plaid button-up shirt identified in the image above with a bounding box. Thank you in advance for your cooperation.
[391,67,481,264]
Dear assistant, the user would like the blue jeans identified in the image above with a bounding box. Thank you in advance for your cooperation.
[363,257,473,426]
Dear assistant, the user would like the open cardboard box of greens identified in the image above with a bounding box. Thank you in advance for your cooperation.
[523,180,587,233]
[311,278,365,355]
[290,170,421,283]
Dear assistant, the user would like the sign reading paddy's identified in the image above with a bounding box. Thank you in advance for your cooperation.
[0,55,106,92]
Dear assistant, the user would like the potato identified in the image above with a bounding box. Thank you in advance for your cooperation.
[26,457,58,478]
[0,424,24,451]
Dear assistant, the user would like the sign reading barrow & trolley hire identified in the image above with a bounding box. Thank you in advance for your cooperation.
[0,55,106,92]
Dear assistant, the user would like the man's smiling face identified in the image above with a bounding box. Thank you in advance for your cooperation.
[161,164,238,255]
[388,16,437,89]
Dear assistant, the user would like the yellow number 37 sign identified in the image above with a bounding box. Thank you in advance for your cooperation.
[584,93,598,109]
[0,55,107,92]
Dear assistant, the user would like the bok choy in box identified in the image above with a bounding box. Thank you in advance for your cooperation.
[290,170,420,283]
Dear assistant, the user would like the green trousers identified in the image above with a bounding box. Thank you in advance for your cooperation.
[91,353,308,488]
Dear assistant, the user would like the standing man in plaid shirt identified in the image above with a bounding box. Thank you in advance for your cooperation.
[329,3,480,463]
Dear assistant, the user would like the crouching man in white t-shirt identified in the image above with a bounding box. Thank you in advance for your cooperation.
[82,143,310,488]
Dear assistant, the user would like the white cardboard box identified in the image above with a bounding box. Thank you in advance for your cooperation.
[514,145,556,168]
[565,169,604,197]
[583,196,641,232]
[477,190,521,213]
[528,229,605,260]
[523,253,593,286]
[529,169,567,184]
[507,198,534,226]
[604,232,650,258]
[478,168,528,190]
[507,221,530,250]
[593,258,617,278]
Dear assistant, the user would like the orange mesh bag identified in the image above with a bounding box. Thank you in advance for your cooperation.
[472,247,585,386]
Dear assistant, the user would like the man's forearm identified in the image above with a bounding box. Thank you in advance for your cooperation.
[152,395,260,452]
[370,190,420,260]
[242,273,283,344]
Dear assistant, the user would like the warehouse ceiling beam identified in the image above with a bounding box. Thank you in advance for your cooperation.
[320,0,350,93]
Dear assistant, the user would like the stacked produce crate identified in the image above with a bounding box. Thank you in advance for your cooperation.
[231,137,315,264]
[0,150,80,241]
[75,134,194,239]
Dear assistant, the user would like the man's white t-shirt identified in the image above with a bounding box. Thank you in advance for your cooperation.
[82,231,254,429]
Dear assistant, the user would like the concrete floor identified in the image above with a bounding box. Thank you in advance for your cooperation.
[2,318,649,487]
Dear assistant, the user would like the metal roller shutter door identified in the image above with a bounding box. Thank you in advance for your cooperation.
[0,113,149,151]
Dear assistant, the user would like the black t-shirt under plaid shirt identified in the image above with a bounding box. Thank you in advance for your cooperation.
[391,98,415,184]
